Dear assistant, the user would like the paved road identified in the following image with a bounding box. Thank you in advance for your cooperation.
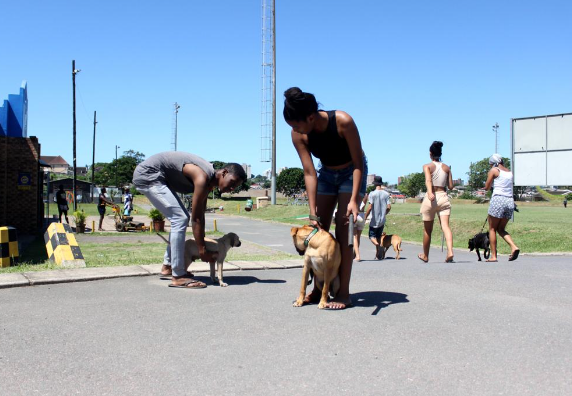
[1,215,571,395]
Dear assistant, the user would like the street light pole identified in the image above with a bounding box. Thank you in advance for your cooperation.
[115,145,120,193]
[72,60,81,211]
[493,123,499,153]
[91,111,97,203]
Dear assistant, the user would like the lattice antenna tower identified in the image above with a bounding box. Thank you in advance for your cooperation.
[172,102,181,151]
[260,0,274,163]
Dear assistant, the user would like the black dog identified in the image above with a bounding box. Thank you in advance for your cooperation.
[468,232,490,261]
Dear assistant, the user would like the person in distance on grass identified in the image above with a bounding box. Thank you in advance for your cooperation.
[56,185,69,224]
[133,152,246,289]
[418,141,454,263]
[284,87,367,310]
[97,187,114,231]
[123,187,133,216]
[364,177,391,260]
[484,154,520,262]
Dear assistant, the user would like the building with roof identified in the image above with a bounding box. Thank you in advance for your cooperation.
[41,156,70,175]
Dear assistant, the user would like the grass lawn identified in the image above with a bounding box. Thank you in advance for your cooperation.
[226,198,572,254]
[45,203,149,217]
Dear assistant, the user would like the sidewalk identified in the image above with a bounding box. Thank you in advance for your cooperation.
[0,259,303,289]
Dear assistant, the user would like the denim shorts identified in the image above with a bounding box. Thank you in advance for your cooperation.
[369,225,385,240]
[317,157,368,196]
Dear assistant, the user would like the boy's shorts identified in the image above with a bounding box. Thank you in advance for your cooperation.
[369,225,385,240]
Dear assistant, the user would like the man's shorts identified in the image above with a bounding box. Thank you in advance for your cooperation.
[420,191,451,221]
[98,206,106,216]
[317,157,368,197]
[369,225,385,240]
[488,195,514,219]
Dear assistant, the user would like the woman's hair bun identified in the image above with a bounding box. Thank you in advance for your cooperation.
[429,141,443,159]
[284,87,303,100]
[283,87,319,122]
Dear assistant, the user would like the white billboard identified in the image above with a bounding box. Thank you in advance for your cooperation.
[512,113,572,186]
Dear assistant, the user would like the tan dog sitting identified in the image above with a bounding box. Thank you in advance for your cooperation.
[291,225,341,309]
[185,233,241,287]
[379,232,402,260]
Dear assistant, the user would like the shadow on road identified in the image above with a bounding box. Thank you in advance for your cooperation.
[352,291,409,316]
[195,275,287,286]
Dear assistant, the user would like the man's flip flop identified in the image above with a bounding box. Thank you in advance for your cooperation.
[485,259,498,262]
[168,279,206,289]
[417,254,428,263]
[508,249,520,261]
[160,271,194,280]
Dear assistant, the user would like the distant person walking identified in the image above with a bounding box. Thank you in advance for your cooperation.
[564,197,568,208]
[123,187,133,216]
[418,141,454,263]
[97,188,114,231]
[364,177,391,259]
[284,87,367,310]
[485,154,520,262]
[56,185,69,224]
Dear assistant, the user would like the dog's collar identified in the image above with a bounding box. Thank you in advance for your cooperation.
[304,227,319,247]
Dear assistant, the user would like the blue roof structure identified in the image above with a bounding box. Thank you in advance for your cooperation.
[0,81,28,138]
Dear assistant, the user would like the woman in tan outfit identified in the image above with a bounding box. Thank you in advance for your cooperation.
[418,141,454,263]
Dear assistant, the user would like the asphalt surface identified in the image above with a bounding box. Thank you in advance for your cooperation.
[1,215,571,395]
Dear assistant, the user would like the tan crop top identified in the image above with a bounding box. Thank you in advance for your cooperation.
[431,161,448,188]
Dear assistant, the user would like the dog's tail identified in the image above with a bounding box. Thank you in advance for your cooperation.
[398,242,403,251]
[308,268,314,285]
[156,233,170,245]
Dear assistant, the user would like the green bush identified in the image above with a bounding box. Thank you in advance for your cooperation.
[458,191,474,200]
[148,208,165,221]
[73,210,87,226]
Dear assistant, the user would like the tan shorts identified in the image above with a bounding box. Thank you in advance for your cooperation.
[420,191,451,221]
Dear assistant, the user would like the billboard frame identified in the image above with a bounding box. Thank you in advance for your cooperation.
[511,112,572,186]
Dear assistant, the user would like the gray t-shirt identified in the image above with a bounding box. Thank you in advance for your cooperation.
[368,189,391,228]
[133,152,215,194]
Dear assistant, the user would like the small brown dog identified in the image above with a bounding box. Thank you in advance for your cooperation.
[291,225,341,309]
[184,233,241,287]
[158,232,241,286]
[379,232,402,260]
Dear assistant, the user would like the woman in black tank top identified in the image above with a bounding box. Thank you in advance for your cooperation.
[284,87,367,310]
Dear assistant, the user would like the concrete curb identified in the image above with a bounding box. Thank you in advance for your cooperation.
[0,260,304,290]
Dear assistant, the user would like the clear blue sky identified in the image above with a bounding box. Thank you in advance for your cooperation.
[1,0,571,184]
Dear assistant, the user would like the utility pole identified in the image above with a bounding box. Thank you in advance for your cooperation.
[72,60,81,211]
[493,123,499,153]
[91,111,97,203]
[270,0,277,205]
[172,102,181,151]
[115,145,120,192]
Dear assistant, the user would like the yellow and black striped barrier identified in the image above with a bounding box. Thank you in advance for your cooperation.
[0,226,19,267]
[44,223,86,268]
